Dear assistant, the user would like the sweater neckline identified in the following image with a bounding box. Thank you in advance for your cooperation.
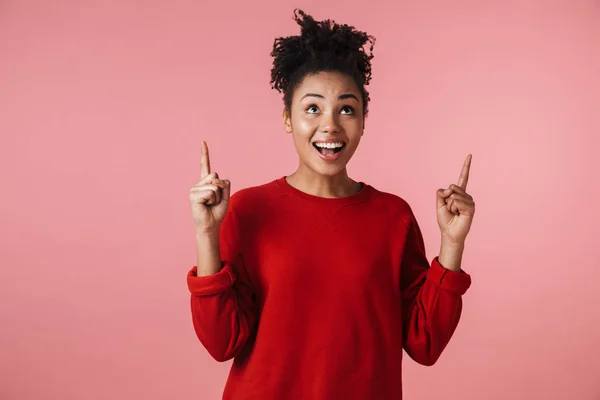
[275,176,372,206]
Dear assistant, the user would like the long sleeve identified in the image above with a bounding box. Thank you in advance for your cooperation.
[400,212,472,366]
[186,203,259,362]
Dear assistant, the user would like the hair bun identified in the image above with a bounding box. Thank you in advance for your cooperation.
[295,9,373,62]
[270,9,375,114]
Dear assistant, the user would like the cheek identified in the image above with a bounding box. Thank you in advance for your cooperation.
[293,135,313,155]
[294,115,315,131]
[344,121,363,140]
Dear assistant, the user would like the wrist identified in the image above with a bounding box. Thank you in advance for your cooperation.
[439,238,465,272]
[196,227,220,239]
[195,229,221,277]
[441,235,465,249]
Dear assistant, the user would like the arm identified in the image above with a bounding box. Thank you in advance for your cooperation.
[186,204,258,362]
[400,213,471,366]
[438,239,465,272]
[195,231,221,277]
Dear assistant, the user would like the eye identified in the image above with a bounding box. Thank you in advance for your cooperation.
[340,106,355,115]
[306,105,319,114]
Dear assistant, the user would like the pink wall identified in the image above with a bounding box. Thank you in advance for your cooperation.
[1,1,599,399]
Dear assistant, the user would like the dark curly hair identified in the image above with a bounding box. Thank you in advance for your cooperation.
[270,9,375,116]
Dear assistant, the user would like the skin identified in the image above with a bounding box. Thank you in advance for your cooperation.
[283,71,365,199]
[189,141,230,276]
[437,154,476,271]
[190,72,476,273]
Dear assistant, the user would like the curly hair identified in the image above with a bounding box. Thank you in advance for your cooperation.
[270,9,375,116]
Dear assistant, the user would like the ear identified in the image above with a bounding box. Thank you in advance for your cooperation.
[282,108,292,133]
[361,115,366,136]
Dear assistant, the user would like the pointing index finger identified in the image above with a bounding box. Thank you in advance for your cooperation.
[457,154,472,190]
[200,141,211,178]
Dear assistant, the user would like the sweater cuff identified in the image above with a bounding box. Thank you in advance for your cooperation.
[427,256,472,295]
[187,264,236,296]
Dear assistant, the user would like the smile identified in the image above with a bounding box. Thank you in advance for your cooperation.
[312,142,346,162]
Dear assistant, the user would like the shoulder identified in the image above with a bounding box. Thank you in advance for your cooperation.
[227,178,281,216]
[366,184,417,225]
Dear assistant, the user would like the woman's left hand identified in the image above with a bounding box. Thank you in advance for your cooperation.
[436,154,475,244]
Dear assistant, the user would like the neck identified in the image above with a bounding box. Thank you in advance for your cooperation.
[285,166,362,198]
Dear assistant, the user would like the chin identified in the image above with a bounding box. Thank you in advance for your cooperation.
[310,162,348,177]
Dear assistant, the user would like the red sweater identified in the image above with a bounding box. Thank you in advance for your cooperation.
[187,177,471,399]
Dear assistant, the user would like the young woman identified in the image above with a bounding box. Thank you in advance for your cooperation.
[187,9,475,400]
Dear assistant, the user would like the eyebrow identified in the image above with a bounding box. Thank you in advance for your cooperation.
[300,93,360,102]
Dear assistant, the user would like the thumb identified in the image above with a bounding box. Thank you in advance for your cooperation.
[222,180,232,203]
[437,188,451,209]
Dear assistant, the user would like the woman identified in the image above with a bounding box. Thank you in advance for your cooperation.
[187,9,475,400]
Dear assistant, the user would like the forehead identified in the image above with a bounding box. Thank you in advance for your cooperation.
[293,71,360,99]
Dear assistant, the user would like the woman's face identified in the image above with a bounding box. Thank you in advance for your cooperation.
[283,71,364,178]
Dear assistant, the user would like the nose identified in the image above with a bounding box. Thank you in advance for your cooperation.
[320,112,341,134]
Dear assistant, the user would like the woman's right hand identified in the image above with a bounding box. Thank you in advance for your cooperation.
[189,141,231,234]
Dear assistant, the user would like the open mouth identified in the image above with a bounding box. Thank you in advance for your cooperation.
[313,142,345,156]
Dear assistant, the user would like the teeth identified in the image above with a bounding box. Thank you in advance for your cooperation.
[314,142,344,149]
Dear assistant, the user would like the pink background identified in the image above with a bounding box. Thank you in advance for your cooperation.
[1,1,599,399]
